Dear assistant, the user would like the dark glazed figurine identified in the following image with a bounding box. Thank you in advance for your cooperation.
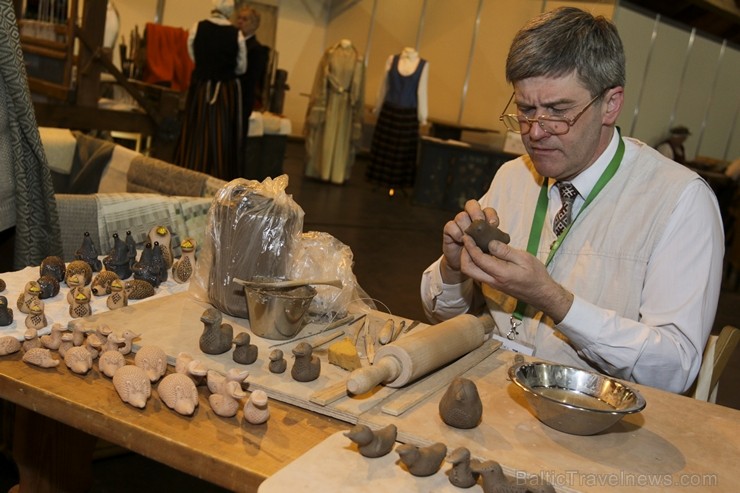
[291,342,321,382]
[344,424,397,458]
[75,232,103,272]
[199,308,234,355]
[0,278,5,292]
[125,231,138,268]
[132,242,164,287]
[471,460,556,493]
[268,349,287,374]
[39,256,66,282]
[0,296,13,326]
[439,377,483,429]
[396,442,447,477]
[150,241,169,285]
[148,225,173,268]
[446,447,478,488]
[232,332,258,364]
[104,233,133,280]
[36,275,60,299]
[465,219,511,253]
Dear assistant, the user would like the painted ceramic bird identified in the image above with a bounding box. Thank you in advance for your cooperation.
[471,460,556,493]
[232,332,258,364]
[106,279,128,310]
[291,342,321,382]
[344,423,397,458]
[199,308,233,355]
[171,238,196,283]
[24,298,47,330]
[17,281,41,314]
[69,287,92,319]
[0,295,13,327]
[396,442,448,477]
[91,270,120,296]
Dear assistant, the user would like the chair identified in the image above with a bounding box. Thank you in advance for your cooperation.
[692,325,740,403]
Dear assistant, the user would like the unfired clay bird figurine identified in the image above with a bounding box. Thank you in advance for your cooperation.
[206,368,248,417]
[98,349,126,378]
[118,329,141,355]
[158,373,199,416]
[17,281,41,314]
[199,308,233,355]
[439,377,483,429]
[40,323,66,351]
[291,342,321,382]
[470,460,556,493]
[243,389,270,425]
[22,327,41,352]
[113,365,152,409]
[396,442,448,477]
[134,345,168,383]
[232,332,258,364]
[0,335,21,356]
[175,352,207,385]
[268,349,287,374]
[446,447,478,488]
[22,347,60,368]
[64,345,94,374]
[344,423,397,458]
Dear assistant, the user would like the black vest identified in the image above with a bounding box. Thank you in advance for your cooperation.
[192,21,239,82]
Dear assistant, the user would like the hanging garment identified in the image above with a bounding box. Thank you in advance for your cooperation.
[366,50,428,190]
[304,40,365,184]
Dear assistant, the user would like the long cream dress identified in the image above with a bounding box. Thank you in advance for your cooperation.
[304,40,365,184]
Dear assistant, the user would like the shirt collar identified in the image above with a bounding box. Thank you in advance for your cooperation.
[548,129,620,199]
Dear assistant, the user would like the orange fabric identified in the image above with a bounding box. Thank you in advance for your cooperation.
[143,23,194,92]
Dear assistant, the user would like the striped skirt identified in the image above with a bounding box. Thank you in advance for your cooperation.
[174,77,244,181]
[366,103,420,189]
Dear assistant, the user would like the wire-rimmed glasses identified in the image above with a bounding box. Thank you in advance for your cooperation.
[498,91,604,135]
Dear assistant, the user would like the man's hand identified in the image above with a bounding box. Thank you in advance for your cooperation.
[460,235,573,323]
[440,200,500,284]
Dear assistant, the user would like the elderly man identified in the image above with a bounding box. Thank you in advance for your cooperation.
[421,7,724,394]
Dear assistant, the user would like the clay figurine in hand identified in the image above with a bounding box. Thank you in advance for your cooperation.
[24,299,47,331]
[36,274,60,299]
[175,352,208,385]
[0,335,21,356]
[91,270,120,296]
[125,230,138,268]
[148,225,173,268]
[65,259,93,287]
[124,279,155,300]
[75,231,103,272]
[439,377,483,429]
[40,323,66,350]
[113,365,152,409]
[243,389,270,424]
[106,279,128,310]
[64,345,94,375]
[171,238,196,283]
[22,327,41,352]
[471,460,556,493]
[396,442,448,477]
[268,349,287,374]
[0,296,14,326]
[206,368,249,418]
[39,255,66,282]
[232,332,258,364]
[98,349,126,378]
[22,347,60,368]
[69,287,92,318]
[103,233,133,280]
[446,447,478,489]
[464,219,510,254]
[158,372,199,416]
[291,342,320,382]
[199,308,233,355]
[344,423,397,458]
[17,281,41,314]
[134,345,168,383]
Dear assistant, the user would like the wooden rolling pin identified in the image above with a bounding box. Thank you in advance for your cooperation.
[346,313,494,395]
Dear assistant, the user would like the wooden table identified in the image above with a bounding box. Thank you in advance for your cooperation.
[0,353,346,493]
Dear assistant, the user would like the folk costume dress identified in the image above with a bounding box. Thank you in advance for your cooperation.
[174,12,246,181]
[304,39,365,184]
[366,48,428,191]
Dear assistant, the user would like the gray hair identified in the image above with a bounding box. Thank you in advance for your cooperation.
[505,7,625,97]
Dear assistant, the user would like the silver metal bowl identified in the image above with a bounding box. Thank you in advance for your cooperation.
[508,361,646,435]
[244,284,317,340]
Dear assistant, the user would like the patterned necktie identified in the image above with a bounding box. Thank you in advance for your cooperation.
[553,182,578,236]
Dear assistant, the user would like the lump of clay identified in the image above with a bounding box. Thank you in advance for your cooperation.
[75,232,102,272]
[465,219,510,253]
[22,347,60,368]
[471,460,556,493]
[291,342,320,382]
[113,365,152,409]
[232,332,258,364]
[268,349,287,374]
[158,372,199,416]
[199,308,233,355]
[0,296,12,327]
[396,442,447,477]
[98,349,126,378]
[344,423,397,458]
[134,345,168,383]
[0,335,21,356]
[64,345,94,375]
[446,447,478,488]
[439,377,483,429]
[39,256,66,282]
[243,389,270,424]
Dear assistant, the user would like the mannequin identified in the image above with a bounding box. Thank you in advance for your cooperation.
[304,39,365,184]
[366,47,429,194]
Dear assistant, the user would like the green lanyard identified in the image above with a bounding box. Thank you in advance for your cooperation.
[506,135,625,339]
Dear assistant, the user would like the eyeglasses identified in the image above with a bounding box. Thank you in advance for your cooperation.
[498,91,604,135]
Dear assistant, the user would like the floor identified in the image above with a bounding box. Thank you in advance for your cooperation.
[1,138,738,491]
